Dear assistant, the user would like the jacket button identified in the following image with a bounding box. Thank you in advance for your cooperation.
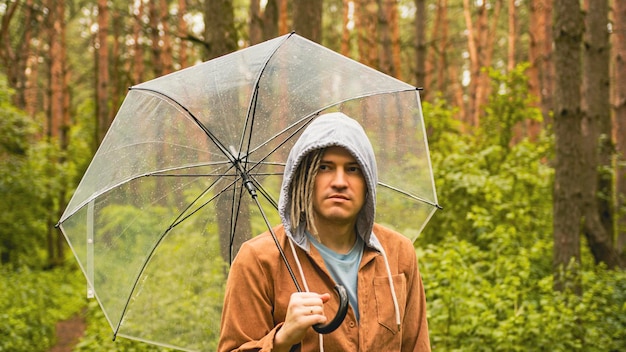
[349,321,356,328]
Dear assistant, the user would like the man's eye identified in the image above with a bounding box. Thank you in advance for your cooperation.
[319,164,330,171]
[348,166,361,173]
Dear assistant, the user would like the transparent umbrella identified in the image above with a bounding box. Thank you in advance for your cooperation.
[57,33,440,351]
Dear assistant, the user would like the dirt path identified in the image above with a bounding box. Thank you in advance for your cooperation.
[49,312,86,352]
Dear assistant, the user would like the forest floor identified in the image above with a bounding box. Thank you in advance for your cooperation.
[49,311,86,352]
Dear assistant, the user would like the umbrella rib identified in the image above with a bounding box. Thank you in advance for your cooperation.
[378,182,443,209]
[239,32,295,168]
[131,87,238,167]
[113,166,242,337]
[243,88,421,175]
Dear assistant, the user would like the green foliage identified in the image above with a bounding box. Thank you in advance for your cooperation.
[478,63,543,150]
[420,241,626,351]
[0,267,85,351]
[73,301,175,352]
[0,75,51,267]
[418,64,626,351]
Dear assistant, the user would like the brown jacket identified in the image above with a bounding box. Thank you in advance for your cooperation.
[218,223,431,351]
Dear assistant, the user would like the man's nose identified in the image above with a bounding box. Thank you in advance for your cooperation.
[331,168,348,188]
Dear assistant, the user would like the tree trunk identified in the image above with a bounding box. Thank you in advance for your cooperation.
[581,0,621,268]
[462,0,479,126]
[263,0,279,41]
[278,0,289,35]
[47,0,70,267]
[414,0,426,89]
[552,0,583,292]
[148,0,162,74]
[249,0,263,45]
[132,0,145,85]
[340,0,351,56]
[96,0,110,145]
[178,0,189,68]
[377,0,393,76]
[204,0,238,60]
[614,0,626,259]
[356,0,378,68]
[293,0,323,43]
[160,0,174,74]
[507,0,516,72]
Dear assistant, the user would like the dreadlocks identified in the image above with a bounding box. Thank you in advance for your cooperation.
[289,148,326,237]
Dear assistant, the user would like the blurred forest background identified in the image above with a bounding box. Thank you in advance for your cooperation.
[1,0,626,350]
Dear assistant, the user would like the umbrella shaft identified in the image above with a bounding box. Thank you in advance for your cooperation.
[246,180,303,292]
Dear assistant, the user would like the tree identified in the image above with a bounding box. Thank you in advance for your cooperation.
[293,0,323,43]
[615,0,626,258]
[552,0,584,291]
[203,0,238,60]
[95,0,110,145]
[414,0,426,88]
[581,0,621,268]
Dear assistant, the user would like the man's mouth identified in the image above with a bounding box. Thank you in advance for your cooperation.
[328,193,350,200]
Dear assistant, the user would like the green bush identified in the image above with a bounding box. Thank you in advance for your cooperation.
[0,267,85,351]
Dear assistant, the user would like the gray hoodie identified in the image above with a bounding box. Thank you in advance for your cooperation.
[277,112,381,252]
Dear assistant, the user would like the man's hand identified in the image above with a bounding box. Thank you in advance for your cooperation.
[273,292,331,351]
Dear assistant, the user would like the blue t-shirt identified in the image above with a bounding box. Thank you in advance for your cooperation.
[306,231,365,321]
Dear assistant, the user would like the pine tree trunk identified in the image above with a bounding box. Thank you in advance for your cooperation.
[160,0,173,74]
[581,0,621,268]
[178,0,189,68]
[132,0,145,85]
[249,0,263,45]
[377,0,394,76]
[278,0,289,35]
[553,0,584,292]
[293,0,323,43]
[47,0,70,267]
[96,0,110,145]
[204,0,237,60]
[614,0,626,259]
[462,0,479,126]
[263,0,279,40]
[148,1,162,75]
[356,0,378,68]
[528,0,552,139]
[507,0,516,72]
[414,0,426,89]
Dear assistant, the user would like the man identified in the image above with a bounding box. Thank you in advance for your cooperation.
[218,112,431,351]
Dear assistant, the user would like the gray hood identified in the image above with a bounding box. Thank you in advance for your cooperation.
[278,112,379,251]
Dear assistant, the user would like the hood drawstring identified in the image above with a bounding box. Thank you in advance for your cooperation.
[288,238,325,352]
[288,237,402,351]
[379,245,402,331]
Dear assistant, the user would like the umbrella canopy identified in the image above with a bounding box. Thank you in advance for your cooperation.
[57,33,440,351]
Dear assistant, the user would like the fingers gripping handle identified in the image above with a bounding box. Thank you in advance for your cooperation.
[313,285,349,334]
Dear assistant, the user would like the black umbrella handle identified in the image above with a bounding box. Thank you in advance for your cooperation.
[312,284,349,334]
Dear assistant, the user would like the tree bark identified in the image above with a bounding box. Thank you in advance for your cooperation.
[263,0,279,40]
[614,0,626,259]
[377,0,394,76]
[132,0,145,85]
[249,0,263,45]
[414,0,426,89]
[46,0,70,267]
[507,0,516,72]
[552,0,584,292]
[96,0,110,145]
[356,0,378,68]
[581,0,621,268]
[178,0,189,68]
[148,0,163,75]
[204,0,238,60]
[278,0,289,35]
[293,0,323,43]
[160,0,174,74]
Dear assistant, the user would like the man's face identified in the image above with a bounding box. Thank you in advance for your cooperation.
[312,146,366,227]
